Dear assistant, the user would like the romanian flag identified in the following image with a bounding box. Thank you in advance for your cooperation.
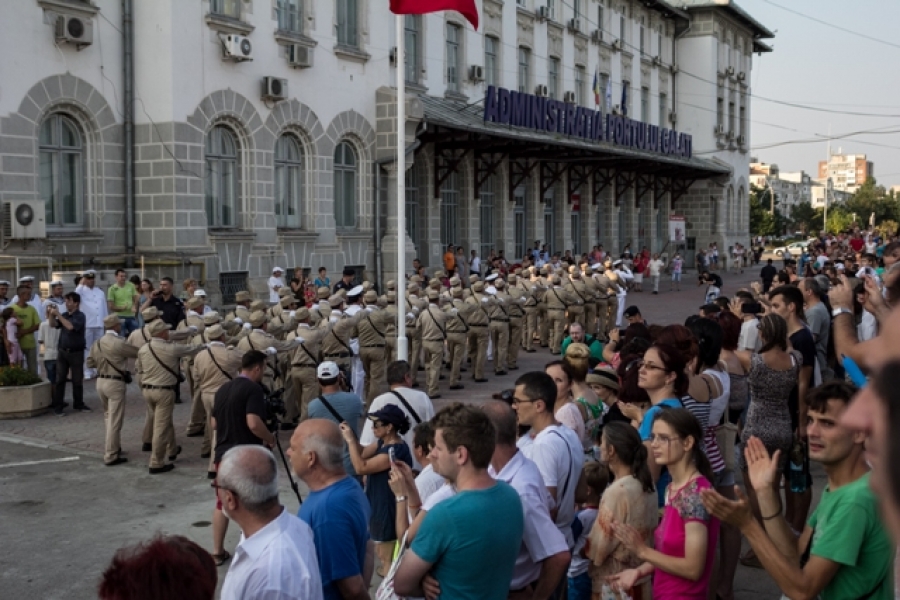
[592,68,601,107]
[390,0,479,29]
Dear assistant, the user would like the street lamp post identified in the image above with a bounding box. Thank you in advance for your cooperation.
[823,177,832,233]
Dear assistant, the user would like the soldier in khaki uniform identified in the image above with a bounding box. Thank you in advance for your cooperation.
[236,310,301,392]
[579,263,599,335]
[484,275,509,376]
[86,314,139,466]
[565,265,589,327]
[287,307,324,422]
[383,292,398,361]
[418,288,447,398]
[320,296,365,389]
[545,274,580,354]
[465,281,491,383]
[590,263,613,339]
[405,283,425,387]
[519,270,539,353]
[445,287,469,389]
[192,324,245,475]
[538,265,552,347]
[353,290,394,404]
[182,297,209,439]
[136,319,205,474]
[501,276,525,371]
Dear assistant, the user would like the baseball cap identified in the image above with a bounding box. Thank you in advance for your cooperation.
[317,361,340,379]
[623,305,641,318]
[367,404,411,432]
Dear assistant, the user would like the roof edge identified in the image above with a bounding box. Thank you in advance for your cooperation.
[680,0,775,39]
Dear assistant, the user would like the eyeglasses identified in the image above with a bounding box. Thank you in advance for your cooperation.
[372,421,386,429]
[637,360,667,372]
[512,397,540,405]
[210,481,235,495]
[649,434,681,445]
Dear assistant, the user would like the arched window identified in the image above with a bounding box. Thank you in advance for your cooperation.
[39,114,84,227]
[275,134,304,228]
[333,141,357,229]
[205,125,240,228]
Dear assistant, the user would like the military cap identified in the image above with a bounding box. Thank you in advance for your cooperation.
[235,290,252,303]
[202,311,221,325]
[205,324,225,339]
[141,306,160,321]
[294,307,310,321]
[103,315,120,329]
[249,311,268,327]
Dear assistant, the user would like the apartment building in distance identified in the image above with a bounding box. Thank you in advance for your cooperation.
[818,153,874,193]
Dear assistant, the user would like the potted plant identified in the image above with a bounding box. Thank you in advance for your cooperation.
[0,365,51,419]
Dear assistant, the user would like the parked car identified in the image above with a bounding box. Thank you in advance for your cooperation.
[771,239,815,257]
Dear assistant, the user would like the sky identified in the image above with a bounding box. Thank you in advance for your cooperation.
[738,0,900,188]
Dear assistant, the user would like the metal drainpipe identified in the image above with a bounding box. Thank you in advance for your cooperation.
[123,0,136,267]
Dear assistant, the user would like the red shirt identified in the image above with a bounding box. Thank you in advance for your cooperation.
[849,238,864,252]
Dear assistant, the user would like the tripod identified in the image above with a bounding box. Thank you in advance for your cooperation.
[269,413,303,506]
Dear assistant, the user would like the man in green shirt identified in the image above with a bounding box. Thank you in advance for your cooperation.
[107,269,139,337]
[11,286,40,376]
[560,321,603,366]
[701,381,894,600]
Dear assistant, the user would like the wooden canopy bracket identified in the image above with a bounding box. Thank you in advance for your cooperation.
[635,173,654,206]
[540,161,567,199]
[475,152,505,197]
[614,171,636,207]
[433,146,471,198]
[508,159,537,202]
[654,177,671,209]
[669,178,697,209]
[567,164,590,200]
[591,168,614,205]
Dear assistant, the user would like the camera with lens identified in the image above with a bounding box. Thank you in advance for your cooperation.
[262,386,287,430]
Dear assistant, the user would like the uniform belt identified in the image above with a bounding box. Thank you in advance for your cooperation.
[141,384,177,390]
[469,324,488,328]
[292,363,317,368]
[491,318,510,323]
[424,338,443,342]
[59,347,85,353]
[324,352,351,358]
[548,308,566,311]
[99,374,123,381]
[360,344,385,348]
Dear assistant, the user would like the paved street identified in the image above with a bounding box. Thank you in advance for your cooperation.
[0,265,813,599]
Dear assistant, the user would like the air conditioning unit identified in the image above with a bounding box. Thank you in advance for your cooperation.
[612,105,622,115]
[612,38,623,51]
[470,65,485,82]
[651,55,661,66]
[738,134,747,146]
[591,29,603,43]
[563,91,577,104]
[223,34,253,61]
[568,18,581,33]
[714,124,725,136]
[727,130,735,141]
[535,84,549,97]
[389,47,398,65]
[725,66,735,76]
[288,44,313,68]
[537,5,551,19]
[55,15,93,48]
[3,201,46,240]
[670,63,679,74]
[737,71,746,81]
[668,110,677,124]
[262,76,288,101]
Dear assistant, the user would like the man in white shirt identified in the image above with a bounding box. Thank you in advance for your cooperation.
[485,400,571,599]
[411,421,446,502]
[360,360,435,470]
[268,267,286,304]
[218,445,323,600]
[512,371,584,549]
[470,249,481,279]
[75,270,108,379]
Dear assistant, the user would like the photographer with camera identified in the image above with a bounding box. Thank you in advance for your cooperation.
[209,350,277,568]
[86,314,138,466]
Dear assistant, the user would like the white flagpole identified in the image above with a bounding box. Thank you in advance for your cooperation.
[396,13,408,361]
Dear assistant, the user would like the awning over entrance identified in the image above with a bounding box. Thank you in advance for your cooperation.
[417,94,731,207]
[419,95,730,179]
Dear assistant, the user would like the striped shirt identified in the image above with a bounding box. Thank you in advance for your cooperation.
[681,393,727,474]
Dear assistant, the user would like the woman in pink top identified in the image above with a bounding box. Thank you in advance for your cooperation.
[546,360,585,444]
[607,408,720,599]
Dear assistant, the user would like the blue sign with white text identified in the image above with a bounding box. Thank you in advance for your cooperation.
[482,85,692,159]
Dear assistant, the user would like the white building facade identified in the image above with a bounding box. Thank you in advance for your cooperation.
[0,0,771,301]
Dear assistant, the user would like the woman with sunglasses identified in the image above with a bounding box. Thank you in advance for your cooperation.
[608,408,719,600]
[733,313,798,535]
[340,403,412,577]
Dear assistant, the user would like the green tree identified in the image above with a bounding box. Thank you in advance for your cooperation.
[750,185,776,236]
[846,177,900,226]
[789,201,817,234]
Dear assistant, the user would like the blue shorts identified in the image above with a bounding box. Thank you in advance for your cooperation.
[568,573,591,600]
[671,272,682,281]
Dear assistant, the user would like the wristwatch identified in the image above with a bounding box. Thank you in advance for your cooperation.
[831,308,852,317]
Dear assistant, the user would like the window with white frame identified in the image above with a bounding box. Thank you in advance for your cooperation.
[210,0,241,18]
[440,169,460,247]
[518,46,530,93]
[276,0,302,33]
[485,36,499,87]
[619,13,625,41]
[514,186,527,260]
[600,72,610,111]
[274,134,303,228]
[548,57,560,100]
[405,160,424,254]
[480,174,496,262]
[597,3,605,33]
[717,94,724,128]
[547,0,556,21]
[639,20,645,55]
[333,141,357,229]
[39,114,84,228]
[336,0,359,47]
[658,92,667,125]
[574,65,585,106]
[641,86,649,121]
[573,0,581,19]
[405,15,420,84]
[446,23,461,92]
[205,125,240,228]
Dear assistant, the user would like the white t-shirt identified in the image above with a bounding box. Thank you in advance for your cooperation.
[360,387,435,470]
[489,451,569,589]
[470,256,481,276]
[414,463,446,504]
[267,276,285,303]
[738,318,760,351]
[519,424,584,548]
[568,507,599,577]
[74,285,108,328]
[220,508,322,600]
[422,482,456,511]
[648,259,665,277]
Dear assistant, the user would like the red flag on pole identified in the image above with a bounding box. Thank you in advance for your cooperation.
[390,0,479,30]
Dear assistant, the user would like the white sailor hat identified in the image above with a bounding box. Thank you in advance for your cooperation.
[272,266,284,273]
[50,279,64,286]
[347,285,364,298]
[82,269,97,277]
[19,276,35,283]
[591,263,603,271]
[485,273,498,282]
[193,289,207,297]
[0,280,10,286]
[613,260,623,267]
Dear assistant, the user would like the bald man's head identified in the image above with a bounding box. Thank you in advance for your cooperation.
[482,400,518,447]
[289,419,345,476]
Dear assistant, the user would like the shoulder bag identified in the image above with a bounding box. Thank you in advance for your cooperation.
[375,532,409,600]
[100,338,133,384]
[390,390,421,424]
[146,340,185,384]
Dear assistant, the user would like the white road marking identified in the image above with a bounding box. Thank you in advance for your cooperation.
[0,456,81,469]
